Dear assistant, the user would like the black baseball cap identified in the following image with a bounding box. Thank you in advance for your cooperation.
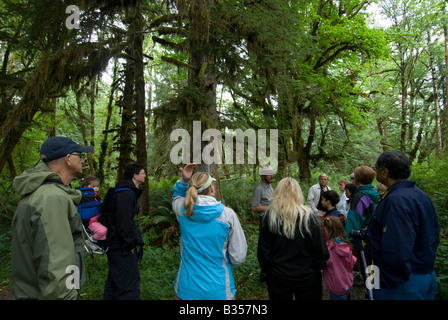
[40,136,94,162]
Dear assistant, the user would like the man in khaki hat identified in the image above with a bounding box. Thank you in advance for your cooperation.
[251,165,275,281]
[251,165,275,220]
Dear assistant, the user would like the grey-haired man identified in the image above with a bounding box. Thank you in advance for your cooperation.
[307,174,331,219]
[11,136,93,299]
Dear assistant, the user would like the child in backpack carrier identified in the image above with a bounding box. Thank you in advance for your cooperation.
[80,176,107,241]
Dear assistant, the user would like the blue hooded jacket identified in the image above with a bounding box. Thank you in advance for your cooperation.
[172,179,247,300]
[366,180,439,289]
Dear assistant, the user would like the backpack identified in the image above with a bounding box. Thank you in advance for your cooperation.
[76,186,136,256]
[99,187,141,258]
[77,187,103,222]
[43,180,102,221]
[76,187,108,256]
[98,187,136,228]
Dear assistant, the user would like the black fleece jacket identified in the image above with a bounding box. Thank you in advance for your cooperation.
[258,212,329,285]
[104,179,143,250]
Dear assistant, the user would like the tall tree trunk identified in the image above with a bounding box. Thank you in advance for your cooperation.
[409,102,430,162]
[88,76,98,174]
[187,0,222,201]
[294,108,312,182]
[400,60,408,154]
[146,66,153,152]
[6,154,17,179]
[376,118,388,152]
[97,58,118,183]
[75,88,97,174]
[444,16,448,151]
[297,150,312,182]
[132,0,149,215]
[117,58,135,181]
[427,29,443,156]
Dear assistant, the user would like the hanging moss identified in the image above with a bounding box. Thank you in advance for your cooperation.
[0,36,126,173]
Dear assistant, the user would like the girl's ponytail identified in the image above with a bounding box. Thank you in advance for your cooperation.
[184,185,198,217]
[183,172,211,217]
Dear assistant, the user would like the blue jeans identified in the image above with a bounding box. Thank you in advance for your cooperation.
[329,292,350,300]
[373,271,437,300]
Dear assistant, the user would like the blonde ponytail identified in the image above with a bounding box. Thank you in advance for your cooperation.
[184,172,211,217]
[184,186,198,217]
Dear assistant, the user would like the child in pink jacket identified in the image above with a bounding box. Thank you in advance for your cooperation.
[81,176,107,241]
[322,216,357,300]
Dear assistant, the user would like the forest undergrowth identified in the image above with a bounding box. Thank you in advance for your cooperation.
[1,157,448,300]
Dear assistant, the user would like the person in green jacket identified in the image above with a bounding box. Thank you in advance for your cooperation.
[11,136,93,300]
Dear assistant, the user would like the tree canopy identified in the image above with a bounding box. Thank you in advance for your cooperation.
[0,0,447,208]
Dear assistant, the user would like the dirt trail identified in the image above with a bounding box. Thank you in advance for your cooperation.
[0,286,12,300]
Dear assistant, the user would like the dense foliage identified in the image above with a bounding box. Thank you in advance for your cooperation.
[1,0,448,300]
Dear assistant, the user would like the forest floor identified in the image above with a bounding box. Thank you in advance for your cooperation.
[323,281,368,300]
[0,286,11,300]
[0,281,369,301]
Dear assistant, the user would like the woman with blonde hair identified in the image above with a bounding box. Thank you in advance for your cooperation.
[258,177,329,300]
[172,163,247,300]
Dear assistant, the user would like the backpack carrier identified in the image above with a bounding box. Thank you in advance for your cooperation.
[77,186,137,257]
[77,187,108,256]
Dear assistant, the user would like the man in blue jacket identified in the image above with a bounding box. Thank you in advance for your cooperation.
[367,151,439,300]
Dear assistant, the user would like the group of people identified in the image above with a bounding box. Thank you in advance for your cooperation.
[252,166,353,300]
[251,153,439,300]
[10,136,439,301]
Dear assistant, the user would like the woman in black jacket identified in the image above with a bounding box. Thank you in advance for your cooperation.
[258,177,329,300]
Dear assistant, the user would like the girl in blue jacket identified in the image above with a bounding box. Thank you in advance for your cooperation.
[172,163,247,300]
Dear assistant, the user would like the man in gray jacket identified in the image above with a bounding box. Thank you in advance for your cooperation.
[251,165,275,282]
[251,165,275,221]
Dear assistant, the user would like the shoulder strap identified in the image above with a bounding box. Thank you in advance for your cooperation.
[112,187,136,199]
[44,179,65,185]
[101,187,137,219]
